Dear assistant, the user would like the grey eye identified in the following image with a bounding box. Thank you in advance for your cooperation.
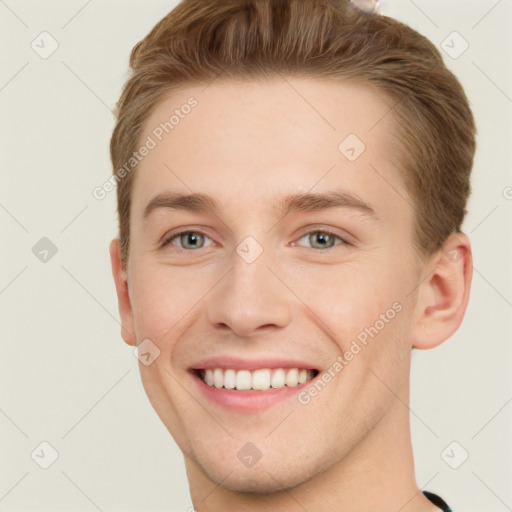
[296,231,344,250]
[178,232,206,250]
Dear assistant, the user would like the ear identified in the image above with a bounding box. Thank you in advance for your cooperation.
[412,232,473,349]
[109,239,137,346]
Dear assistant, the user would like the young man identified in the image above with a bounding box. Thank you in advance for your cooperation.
[109,1,475,510]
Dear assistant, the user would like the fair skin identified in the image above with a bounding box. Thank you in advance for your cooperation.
[110,77,472,512]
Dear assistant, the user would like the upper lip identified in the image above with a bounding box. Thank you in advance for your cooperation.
[189,355,319,371]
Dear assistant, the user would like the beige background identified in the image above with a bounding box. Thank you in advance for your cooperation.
[1,0,511,510]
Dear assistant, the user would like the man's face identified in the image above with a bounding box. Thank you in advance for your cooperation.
[122,77,424,492]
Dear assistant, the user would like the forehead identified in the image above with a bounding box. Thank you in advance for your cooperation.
[131,77,407,220]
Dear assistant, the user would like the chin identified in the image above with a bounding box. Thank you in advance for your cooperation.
[209,469,301,494]
[194,449,323,495]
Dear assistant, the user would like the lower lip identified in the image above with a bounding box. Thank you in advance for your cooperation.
[189,370,318,413]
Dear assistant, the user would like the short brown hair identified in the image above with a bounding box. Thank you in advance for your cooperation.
[110,0,476,264]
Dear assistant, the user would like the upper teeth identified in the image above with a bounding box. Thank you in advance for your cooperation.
[201,368,316,391]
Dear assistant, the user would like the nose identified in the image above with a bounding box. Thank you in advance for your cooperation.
[205,248,293,337]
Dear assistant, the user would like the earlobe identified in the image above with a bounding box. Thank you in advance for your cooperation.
[109,239,137,346]
[412,233,473,350]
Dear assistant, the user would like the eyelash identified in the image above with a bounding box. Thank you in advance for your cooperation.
[160,227,350,251]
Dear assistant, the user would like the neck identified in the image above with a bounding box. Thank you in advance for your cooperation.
[184,395,441,512]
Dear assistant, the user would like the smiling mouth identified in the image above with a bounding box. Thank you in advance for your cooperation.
[193,367,319,391]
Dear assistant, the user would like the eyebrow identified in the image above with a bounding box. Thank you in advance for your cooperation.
[143,190,378,220]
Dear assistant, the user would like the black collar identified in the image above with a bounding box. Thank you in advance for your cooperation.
[423,490,452,511]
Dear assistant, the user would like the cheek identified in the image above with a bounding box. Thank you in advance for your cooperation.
[290,257,410,342]
[128,262,207,342]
